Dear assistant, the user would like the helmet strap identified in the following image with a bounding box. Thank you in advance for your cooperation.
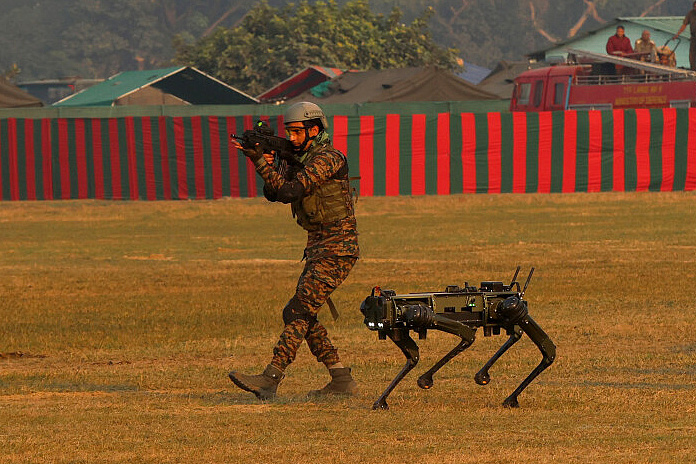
[299,124,318,152]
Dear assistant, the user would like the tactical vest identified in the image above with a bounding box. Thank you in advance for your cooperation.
[291,144,351,232]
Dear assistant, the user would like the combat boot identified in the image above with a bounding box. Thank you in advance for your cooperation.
[308,367,357,397]
[228,364,284,400]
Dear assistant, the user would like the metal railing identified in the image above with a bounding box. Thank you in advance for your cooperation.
[575,73,693,85]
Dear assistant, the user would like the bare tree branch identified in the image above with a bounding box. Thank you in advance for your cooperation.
[449,0,473,21]
[587,0,606,24]
[568,1,606,38]
[202,5,241,37]
[446,0,474,33]
[530,1,560,43]
[640,0,669,17]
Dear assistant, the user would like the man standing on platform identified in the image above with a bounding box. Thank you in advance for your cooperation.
[673,1,696,70]
[606,25,634,57]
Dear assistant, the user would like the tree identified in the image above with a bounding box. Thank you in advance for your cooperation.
[173,0,461,96]
[1,64,21,81]
[365,0,687,68]
[58,0,217,78]
[0,0,241,80]
[0,0,685,82]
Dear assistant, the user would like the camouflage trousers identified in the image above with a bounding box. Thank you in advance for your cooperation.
[271,255,357,371]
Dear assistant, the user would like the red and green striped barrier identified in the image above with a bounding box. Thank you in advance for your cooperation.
[1,108,695,200]
[340,108,696,195]
[0,115,267,200]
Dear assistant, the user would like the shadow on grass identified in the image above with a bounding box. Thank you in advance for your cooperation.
[578,380,696,390]
[0,379,141,394]
[157,390,370,409]
[0,351,48,359]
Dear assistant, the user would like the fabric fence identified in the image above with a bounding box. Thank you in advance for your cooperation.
[344,108,696,196]
[0,115,268,200]
[1,108,695,200]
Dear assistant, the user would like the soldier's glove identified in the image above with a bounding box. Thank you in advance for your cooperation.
[241,144,264,163]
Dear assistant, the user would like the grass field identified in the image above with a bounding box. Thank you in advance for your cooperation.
[1,192,695,463]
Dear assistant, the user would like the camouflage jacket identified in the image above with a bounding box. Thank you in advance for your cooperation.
[253,132,359,261]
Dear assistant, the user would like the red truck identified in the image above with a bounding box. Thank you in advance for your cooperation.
[510,50,696,112]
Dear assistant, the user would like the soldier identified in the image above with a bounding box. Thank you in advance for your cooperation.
[228,102,359,400]
[673,1,696,70]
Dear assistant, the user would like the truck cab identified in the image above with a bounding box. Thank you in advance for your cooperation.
[510,60,696,112]
[510,66,577,112]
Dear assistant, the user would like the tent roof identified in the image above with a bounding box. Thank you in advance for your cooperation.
[54,66,258,106]
[257,66,344,102]
[458,62,492,85]
[0,79,43,108]
[622,16,688,36]
[287,67,500,104]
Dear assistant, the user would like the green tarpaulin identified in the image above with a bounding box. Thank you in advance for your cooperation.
[54,67,258,107]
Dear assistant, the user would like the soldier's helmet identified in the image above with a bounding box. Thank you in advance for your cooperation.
[284,101,329,131]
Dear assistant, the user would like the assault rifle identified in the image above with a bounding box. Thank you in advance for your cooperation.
[230,120,302,167]
[360,267,556,409]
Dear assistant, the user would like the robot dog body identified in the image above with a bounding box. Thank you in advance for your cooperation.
[360,268,556,409]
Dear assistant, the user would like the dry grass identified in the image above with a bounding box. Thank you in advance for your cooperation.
[1,192,695,463]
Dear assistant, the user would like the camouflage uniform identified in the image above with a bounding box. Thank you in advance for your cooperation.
[253,131,359,371]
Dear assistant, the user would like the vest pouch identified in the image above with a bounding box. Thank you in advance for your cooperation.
[294,180,349,231]
[301,192,324,223]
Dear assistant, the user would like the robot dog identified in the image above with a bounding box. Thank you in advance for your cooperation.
[360,268,556,409]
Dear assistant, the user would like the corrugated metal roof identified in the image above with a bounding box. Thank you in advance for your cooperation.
[620,16,688,36]
[458,62,491,85]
